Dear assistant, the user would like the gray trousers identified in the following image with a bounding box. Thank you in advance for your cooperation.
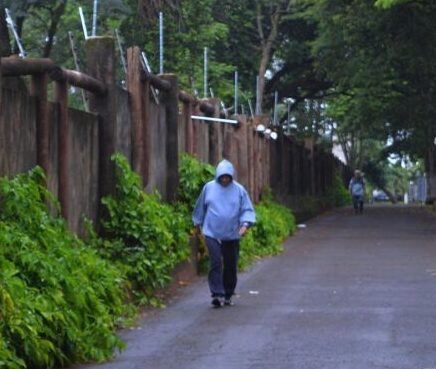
[205,237,240,299]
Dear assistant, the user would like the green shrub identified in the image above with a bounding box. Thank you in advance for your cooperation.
[240,193,296,270]
[94,154,190,304]
[0,168,131,369]
[177,153,215,211]
[325,173,351,207]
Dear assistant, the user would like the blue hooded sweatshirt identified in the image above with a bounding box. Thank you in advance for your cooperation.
[192,159,256,240]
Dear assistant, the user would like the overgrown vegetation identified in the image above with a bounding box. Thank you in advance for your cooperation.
[281,173,351,220]
[325,173,352,208]
[88,154,191,305]
[0,153,317,368]
[0,168,131,369]
[177,152,215,210]
[239,191,296,270]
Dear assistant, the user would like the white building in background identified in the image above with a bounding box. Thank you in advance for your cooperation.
[332,143,347,164]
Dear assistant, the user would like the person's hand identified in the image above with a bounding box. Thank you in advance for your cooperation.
[193,225,202,236]
[239,225,248,237]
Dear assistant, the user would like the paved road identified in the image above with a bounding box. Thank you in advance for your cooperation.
[77,205,436,369]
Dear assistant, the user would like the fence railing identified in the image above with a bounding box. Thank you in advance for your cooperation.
[0,37,351,235]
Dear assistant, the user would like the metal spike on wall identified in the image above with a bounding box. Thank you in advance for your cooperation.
[92,0,98,36]
[5,8,26,58]
[78,7,89,39]
[115,29,127,76]
[68,31,88,111]
[141,51,160,104]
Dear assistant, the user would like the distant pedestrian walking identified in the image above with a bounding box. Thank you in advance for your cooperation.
[192,159,256,308]
[349,170,365,214]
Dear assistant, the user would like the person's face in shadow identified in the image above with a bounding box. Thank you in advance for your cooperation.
[219,174,232,187]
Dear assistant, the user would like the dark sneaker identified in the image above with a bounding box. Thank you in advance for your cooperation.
[224,298,234,306]
[211,297,223,308]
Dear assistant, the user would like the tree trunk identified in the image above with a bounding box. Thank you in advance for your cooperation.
[256,3,283,113]
[42,1,67,58]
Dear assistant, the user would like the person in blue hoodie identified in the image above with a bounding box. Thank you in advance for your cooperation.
[349,169,365,214]
[192,159,256,308]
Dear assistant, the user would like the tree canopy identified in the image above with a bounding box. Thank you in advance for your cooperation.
[1,0,435,189]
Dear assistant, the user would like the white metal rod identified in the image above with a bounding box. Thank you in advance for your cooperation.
[204,47,208,98]
[79,7,88,39]
[141,51,153,73]
[273,91,278,126]
[5,8,26,58]
[140,51,160,104]
[247,98,254,117]
[115,29,127,75]
[286,99,291,134]
[92,0,98,36]
[191,115,238,124]
[68,32,81,71]
[287,99,291,134]
[234,71,238,115]
[220,101,228,118]
[159,12,164,74]
[68,31,88,110]
[255,76,261,114]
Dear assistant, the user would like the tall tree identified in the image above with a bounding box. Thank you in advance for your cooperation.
[255,0,292,111]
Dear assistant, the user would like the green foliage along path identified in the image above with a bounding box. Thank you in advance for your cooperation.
[0,154,355,368]
[0,168,131,369]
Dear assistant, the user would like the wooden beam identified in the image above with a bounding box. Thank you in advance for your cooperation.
[178,90,215,115]
[49,66,107,96]
[55,80,69,220]
[1,57,55,76]
[140,68,171,91]
[30,73,50,177]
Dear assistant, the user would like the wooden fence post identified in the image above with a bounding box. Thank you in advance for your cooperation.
[235,116,249,188]
[30,73,50,177]
[141,76,150,186]
[305,138,315,195]
[85,36,117,215]
[183,101,194,155]
[247,118,255,199]
[208,99,222,166]
[127,47,144,179]
[55,80,69,219]
[160,74,179,202]
[0,57,2,107]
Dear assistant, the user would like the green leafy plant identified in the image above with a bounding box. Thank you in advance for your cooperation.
[324,173,352,207]
[239,192,296,270]
[94,154,190,304]
[177,153,215,211]
[0,167,132,369]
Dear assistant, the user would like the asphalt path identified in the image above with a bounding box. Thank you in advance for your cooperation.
[77,205,436,369]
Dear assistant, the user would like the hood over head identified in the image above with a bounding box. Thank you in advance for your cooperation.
[215,159,235,180]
